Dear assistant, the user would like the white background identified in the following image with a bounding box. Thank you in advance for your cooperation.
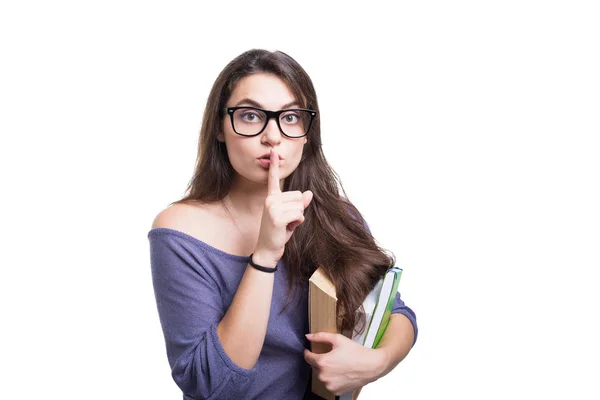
[1,1,599,399]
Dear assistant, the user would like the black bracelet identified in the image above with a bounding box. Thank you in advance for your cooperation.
[248,253,278,272]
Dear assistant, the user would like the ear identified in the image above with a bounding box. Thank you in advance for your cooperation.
[303,136,308,145]
[217,132,225,142]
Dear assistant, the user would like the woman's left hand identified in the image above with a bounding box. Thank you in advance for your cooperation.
[304,332,385,396]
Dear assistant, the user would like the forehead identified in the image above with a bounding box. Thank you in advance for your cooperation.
[228,73,297,109]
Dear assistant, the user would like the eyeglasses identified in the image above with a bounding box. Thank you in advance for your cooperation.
[223,106,317,138]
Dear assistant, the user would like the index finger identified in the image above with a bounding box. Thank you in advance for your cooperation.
[268,148,281,194]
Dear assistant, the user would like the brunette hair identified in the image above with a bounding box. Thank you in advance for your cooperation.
[171,49,395,335]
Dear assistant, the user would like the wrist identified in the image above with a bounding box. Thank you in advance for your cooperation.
[250,251,279,270]
[369,348,391,382]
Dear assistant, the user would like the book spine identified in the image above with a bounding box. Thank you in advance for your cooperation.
[373,268,402,348]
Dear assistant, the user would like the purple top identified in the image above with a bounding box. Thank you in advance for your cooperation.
[148,227,418,400]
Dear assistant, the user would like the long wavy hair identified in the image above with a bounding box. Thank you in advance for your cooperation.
[171,49,396,335]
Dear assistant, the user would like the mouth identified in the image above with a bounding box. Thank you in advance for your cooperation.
[258,158,281,168]
[258,153,284,160]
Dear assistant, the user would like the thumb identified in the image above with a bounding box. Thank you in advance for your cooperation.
[306,332,339,347]
[303,190,313,209]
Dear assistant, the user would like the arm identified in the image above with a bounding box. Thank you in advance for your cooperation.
[217,148,312,370]
[305,214,418,395]
[371,313,415,378]
[216,250,277,369]
[150,149,311,398]
[304,292,418,396]
[304,318,413,398]
[372,291,418,379]
[149,229,266,399]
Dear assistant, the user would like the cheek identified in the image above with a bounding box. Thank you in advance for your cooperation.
[225,138,254,168]
[225,141,242,161]
[288,144,306,168]
[293,142,306,158]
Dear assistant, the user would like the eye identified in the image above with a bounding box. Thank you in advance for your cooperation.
[281,112,299,124]
[240,111,263,122]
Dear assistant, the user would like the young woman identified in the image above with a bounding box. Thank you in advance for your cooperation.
[148,49,418,400]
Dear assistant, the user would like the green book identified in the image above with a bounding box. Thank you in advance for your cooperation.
[371,267,402,348]
[339,267,403,400]
[352,266,403,349]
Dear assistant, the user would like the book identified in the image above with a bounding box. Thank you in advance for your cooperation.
[309,266,403,400]
[338,266,402,400]
[308,267,339,400]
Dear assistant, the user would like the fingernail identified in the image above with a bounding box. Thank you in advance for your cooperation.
[305,333,313,339]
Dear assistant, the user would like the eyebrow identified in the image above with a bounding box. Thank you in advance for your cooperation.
[233,98,300,109]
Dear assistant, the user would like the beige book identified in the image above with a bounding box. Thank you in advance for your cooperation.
[309,267,362,400]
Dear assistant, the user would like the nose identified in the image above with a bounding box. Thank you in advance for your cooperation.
[261,117,282,145]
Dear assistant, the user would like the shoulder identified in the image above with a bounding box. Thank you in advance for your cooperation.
[151,201,218,233]
[152,202,193,230]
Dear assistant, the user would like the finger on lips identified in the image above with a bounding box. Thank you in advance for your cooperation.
[268,148,281,194]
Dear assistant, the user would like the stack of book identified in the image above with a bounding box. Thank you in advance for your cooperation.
[308,266,403,400]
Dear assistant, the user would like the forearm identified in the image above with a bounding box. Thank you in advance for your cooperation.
[216,250,277,370]
[372,313,415,379]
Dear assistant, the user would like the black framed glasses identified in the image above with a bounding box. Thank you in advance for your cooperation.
[223,106,317,138]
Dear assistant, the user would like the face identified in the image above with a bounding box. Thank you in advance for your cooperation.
[217,73,308,188]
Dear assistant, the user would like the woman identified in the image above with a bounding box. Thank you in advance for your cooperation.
[148,49,418,400]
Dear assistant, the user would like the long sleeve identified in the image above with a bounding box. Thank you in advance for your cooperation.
[149,230,258,399]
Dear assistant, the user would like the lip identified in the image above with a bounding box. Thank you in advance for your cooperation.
[258,158,282,168]
[258,152,284,160]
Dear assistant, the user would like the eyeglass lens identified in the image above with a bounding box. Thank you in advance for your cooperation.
[232,108,311,137]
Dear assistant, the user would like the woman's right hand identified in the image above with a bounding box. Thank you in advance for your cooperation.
[253,148,313,267]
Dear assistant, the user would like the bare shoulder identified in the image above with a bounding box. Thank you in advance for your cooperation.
[150,200,259,257]
[151,201,216,233]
